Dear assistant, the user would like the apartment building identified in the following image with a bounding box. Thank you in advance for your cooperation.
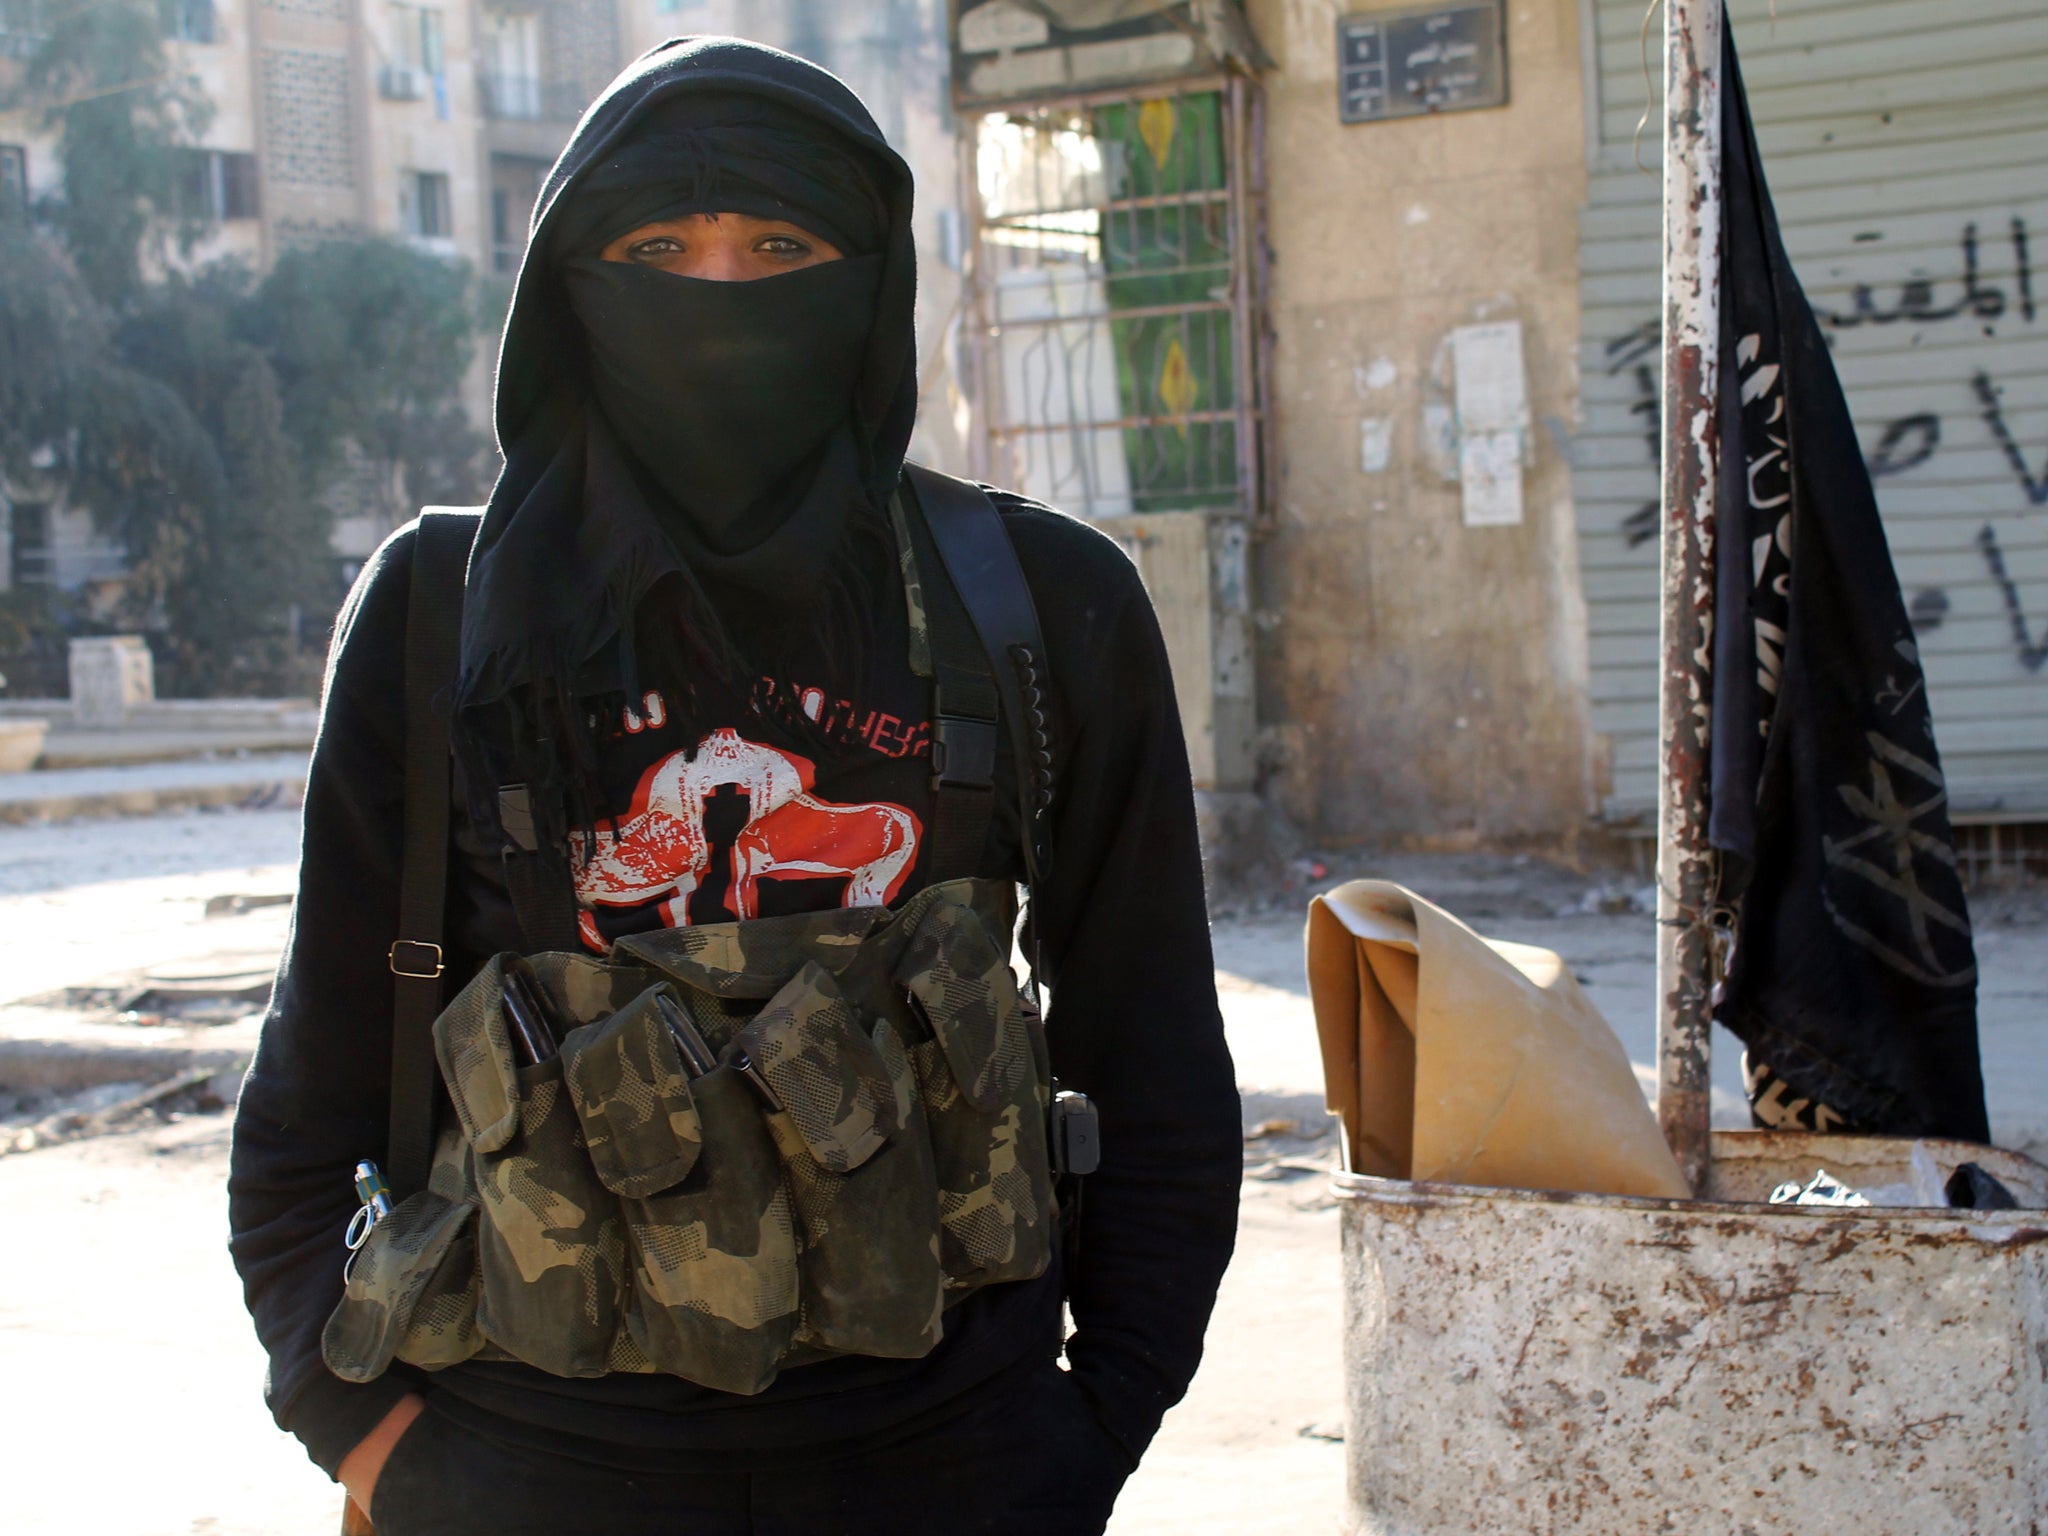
[0,0,638,277]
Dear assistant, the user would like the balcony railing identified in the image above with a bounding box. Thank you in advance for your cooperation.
[478,70,540,120]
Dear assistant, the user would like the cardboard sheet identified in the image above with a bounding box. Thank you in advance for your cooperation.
[1308,880,1689,1199]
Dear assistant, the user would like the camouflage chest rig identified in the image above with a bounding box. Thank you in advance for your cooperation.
[323,465,1071,1396]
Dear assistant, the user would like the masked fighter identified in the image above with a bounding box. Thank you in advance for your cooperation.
[229,36,1239,1536]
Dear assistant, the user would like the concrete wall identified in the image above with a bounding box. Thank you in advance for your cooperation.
[1244,0,1592,843]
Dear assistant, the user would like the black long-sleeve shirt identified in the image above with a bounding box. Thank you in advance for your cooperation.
[227,494,1241,1478]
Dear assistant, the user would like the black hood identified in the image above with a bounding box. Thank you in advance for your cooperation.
[454,36,920,842]
[491,35,918,478]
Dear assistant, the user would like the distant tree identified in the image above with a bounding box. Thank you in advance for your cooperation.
[116,268,327,689]
[240,237,496,514]
[0,202,322,692]
[0,207,226,626]
[1,3,496,693]
[18,0,210,307]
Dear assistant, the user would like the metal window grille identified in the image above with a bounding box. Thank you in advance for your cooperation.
[480,71,540,119]
[961,78,1269,524]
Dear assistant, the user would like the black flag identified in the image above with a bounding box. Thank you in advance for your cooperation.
[1708,20,1987,1142]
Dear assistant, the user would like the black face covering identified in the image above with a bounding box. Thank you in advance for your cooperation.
[563,252,882,553]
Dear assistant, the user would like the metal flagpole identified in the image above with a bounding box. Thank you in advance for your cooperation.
[1656,0,1722,1195]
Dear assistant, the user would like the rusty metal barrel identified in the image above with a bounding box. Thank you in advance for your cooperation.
[1335,1130,2048,1534]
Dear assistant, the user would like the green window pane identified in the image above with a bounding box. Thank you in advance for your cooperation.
[1092,93,1237,512]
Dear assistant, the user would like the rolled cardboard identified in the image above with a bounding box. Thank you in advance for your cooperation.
[1308,881,1689,1200]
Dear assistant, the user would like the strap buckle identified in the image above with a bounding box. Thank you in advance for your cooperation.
[388,940,445,980]
[931,715,998,790]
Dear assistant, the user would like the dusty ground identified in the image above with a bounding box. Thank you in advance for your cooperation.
[2,807,2043,1534]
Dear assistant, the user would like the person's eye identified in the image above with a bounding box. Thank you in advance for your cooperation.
[757,234,812,258]
[627,237,683,261]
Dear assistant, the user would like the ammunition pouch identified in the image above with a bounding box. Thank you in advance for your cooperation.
[323,878,1055,1394]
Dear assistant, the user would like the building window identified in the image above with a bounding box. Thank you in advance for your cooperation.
[220,151,260,218]
[420,6,444,71]
[158,0,215,43]
[479,9,541,120]
[391,4,444,70]
[179,149,261,221]
[380,5,446,104]
[0,144,25,208]
[402,170,451,239]
[964,86,1268,522]
[489,153,547,273]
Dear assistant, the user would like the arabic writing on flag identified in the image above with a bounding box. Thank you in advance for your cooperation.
[1707,17,1988,1143]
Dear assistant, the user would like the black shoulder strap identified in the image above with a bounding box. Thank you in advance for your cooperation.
[498,787,582,953]
[895,491,1001,882]
[902,463,1055,886]
[386,508,479,1198]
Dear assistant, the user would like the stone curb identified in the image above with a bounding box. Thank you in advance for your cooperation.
[0,1016,262,1095]
[0,1037,255,1095]
[0,755,309,825]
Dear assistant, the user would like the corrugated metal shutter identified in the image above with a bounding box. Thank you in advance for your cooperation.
[1576,0,2048,821]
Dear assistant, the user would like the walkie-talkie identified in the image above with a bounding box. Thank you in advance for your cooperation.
[1050,1089,1101,1176]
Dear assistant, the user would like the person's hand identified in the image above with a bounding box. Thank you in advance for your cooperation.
[338,1394,427,1517]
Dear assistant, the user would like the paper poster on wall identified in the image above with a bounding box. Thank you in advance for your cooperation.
[1451,320,1526,526]
[1360,415,1393,473]
[1458,431,1522,526]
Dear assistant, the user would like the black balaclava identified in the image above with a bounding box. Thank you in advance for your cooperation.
[556,90,890,551]
[452,38,920,841]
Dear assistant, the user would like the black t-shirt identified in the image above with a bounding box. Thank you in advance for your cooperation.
[567,556,937,949]
[227,494,1242,1477]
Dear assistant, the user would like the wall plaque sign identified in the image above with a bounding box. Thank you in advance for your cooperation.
[951,0,1262,109]
[1337,2,1507,124]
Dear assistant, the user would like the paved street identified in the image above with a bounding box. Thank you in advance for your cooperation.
[1,805,2042,1534]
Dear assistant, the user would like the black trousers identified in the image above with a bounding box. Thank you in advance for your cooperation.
[369,1355,1134,1536]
